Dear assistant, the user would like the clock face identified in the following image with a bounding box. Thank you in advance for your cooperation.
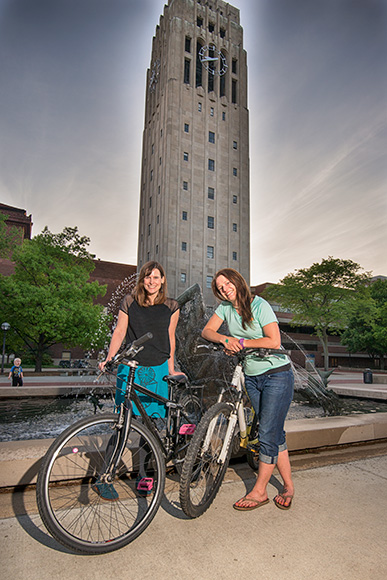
[149,59,160,91]
[199,44,228,76]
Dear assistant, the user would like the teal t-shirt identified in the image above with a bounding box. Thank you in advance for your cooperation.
[215,296,289,376]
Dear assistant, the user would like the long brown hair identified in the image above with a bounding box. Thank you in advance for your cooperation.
[133,261,168,307]
[212,268,253,329]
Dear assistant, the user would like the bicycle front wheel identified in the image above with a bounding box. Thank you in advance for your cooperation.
[179,402,234,518]
[37,414,165,555]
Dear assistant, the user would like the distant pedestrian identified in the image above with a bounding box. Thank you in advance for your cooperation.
[9,358,24,387]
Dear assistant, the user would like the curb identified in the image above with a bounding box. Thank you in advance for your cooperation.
[1,412,387,489]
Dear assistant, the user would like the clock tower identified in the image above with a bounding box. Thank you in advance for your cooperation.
[137,0,250,304]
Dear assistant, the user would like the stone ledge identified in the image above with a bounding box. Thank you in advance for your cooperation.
[1,413,387,488]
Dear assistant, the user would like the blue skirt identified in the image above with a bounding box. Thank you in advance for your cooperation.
[115,360,169,419]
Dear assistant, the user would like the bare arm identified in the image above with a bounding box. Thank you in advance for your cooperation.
[202,316,281,353]
[99,310,128,370]
[242,322,281,350]
[168,309,180,374]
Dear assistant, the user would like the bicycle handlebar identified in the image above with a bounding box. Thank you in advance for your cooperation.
[103,332,153,372]
[196,340,290,358]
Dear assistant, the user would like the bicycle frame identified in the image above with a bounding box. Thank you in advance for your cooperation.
[100,356,200,481]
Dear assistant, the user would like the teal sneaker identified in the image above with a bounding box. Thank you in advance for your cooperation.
[92,480,119,501]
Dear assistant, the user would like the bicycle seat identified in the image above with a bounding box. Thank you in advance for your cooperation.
[163,374,188,384]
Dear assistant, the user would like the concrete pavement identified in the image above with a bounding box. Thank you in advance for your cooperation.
[1,451,387,580]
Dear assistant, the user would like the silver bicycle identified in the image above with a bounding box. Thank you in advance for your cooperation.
[179,344,290,518]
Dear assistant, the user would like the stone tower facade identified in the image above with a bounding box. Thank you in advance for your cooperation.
[137,0,250,304]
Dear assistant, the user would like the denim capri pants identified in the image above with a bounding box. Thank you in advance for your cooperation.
[244,368,294,465]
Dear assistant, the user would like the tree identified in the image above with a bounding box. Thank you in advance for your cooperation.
[0,226,110,371]
[340,279,387,369]
[264,257,371,370]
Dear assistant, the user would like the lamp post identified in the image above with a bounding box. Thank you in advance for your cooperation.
[1,322,10,374]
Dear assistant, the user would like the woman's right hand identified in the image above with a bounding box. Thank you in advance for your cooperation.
[222,336,243,354]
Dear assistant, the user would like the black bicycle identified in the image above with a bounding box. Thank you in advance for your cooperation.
[36,333,203,555]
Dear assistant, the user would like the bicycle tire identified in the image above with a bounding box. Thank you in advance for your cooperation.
[246,413,260,471]
[179,402,234,518]
[37,414,165,555]
[173,392,203,474]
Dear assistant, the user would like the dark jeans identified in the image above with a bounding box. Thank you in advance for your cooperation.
[244,368,294,465]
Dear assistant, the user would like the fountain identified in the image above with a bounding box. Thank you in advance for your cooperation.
[2,283,383,443]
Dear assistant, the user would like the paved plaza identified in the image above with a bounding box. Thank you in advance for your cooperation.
[1,452,387,580]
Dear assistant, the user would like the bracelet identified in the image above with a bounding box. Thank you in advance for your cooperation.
[239,338,245,348]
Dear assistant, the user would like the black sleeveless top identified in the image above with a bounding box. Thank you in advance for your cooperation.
[119,295,179,366]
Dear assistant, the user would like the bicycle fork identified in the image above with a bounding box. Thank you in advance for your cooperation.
[99,365,136,484]
[200,363,248,465]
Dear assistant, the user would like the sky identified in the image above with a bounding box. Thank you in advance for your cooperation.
[0,0,386,284]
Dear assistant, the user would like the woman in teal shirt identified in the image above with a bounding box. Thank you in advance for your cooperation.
[202,268,294,511]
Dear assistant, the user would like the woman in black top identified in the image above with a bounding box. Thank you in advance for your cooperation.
[100,261,181,418]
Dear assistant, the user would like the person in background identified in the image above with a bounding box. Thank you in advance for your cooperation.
[9,358,24,387]
[202,268,295,511]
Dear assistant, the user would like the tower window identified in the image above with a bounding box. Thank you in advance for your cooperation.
[185,37,191,53]
[208,216,214,229]
[183,181,188,191]
[209,131,215,144]
[233,141,238,150]
[209,22,215,33]
[182,211,188,221]
[210,107,214,116]
[181,272,187,283]
[208,159,215,171]
[207,245,214,259]
[149,196,152,208]
[222,111,226,121]
[198,102,202,112]
[206,275,213,288]
[220,27,225,39]
[232,59,237,74]
[156,244,158,254]
[208,187,215,200]
[232,79,237,104]
[150,169,153,181]
[197,17,203,27]
[184,59,191,84]
[148,224,151,236]
[233,251,237,261]
[182,242,187,251]
[233,195,238,204]
[196,41,203,87]
[233,223,237,232]
[233,167,238,177]
[184,123,189,133]
[184,152,189,161]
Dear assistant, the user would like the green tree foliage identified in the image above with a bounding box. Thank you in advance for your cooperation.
[264,257,371,370]
[0,213,23,258]
[0,226,110,371]
[340,279,387,369]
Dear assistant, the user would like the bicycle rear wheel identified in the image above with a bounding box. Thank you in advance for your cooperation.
[179,402,234,518]
[37,414,165,555]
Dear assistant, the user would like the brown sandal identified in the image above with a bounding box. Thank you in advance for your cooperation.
[274,491,293,510]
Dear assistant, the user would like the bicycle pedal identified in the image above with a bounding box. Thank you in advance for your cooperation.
[137,477,154,492]
[179,424,196,435]
[247,439,260,453]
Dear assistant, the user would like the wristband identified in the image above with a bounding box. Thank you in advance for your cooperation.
[239,338,245,348]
